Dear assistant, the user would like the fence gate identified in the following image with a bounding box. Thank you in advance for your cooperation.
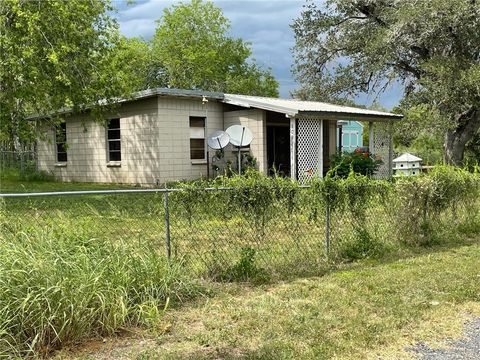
[295,118,323,184]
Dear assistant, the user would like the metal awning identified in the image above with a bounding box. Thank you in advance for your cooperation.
[223,94,403,122]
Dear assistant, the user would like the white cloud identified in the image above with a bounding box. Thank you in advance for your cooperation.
[112,0,402,106]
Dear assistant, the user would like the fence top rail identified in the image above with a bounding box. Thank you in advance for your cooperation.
[0,188,214,198]
[0,184,311,198]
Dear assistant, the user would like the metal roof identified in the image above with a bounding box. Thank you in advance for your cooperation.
[29,88,402,121]
[223,94,402,121]
[393,153,422,162]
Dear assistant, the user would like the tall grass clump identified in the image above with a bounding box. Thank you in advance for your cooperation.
[393,166,480,245]
[0,215,197,358]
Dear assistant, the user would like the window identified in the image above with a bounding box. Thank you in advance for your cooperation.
[107,118,121,162]
[190,117,205,160]
[55,122,67,162]
[350,132,358,147]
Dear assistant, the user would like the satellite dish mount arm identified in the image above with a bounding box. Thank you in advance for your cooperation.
[238,127,245,174]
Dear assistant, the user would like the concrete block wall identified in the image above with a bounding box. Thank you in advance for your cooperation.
[224,109,267,174]
[37,96,223,185]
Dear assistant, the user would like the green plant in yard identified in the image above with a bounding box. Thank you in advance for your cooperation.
[330,150,383,178]
[171,178,211,226]
[393,166,480,245]
[0,215,199,358]
[225,170,278,236]
[219,247,269,283]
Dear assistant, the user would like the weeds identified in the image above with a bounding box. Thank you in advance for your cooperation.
[0,218,198,358]
[0,166,479,357]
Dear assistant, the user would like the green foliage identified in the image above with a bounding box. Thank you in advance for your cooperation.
[219,247,269,283]
[1,167,480,357]
[151,0,278,96]
[0,0,139,146]
[393,166,480,245]
[310,172,391,260]
[338,228,385,261]
[0,219,197,357]
[292,0,480,164]
[225,170,277,235]
[330,151,383,178]
[392,103,445,165]
[18,169,55,182]
[171,178,211,225]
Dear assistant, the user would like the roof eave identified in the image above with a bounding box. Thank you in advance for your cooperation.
[222,97,298,117]
[297,111,403,122]
[28,88,225,121]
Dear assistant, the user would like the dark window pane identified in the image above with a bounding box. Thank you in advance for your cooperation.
[57,152,67,162]
[107,129,120,140]
[190,138,205,159]
[57,143,66,153]
[109,151,121,161]
[189,117,205,128]
[109,141,121,151]
[56,122,67,162]
[106,119,121,162]
[108,118,120,129]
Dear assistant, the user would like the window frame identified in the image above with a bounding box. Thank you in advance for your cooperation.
[189,116,206,161]
[55,122,67,163]
[106,118,121,163]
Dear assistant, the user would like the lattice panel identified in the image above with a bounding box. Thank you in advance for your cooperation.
[372,123,392,179]
[297,118,322,183]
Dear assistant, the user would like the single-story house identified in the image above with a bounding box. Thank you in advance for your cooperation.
[34,88,402,185]
[336,121,364,153]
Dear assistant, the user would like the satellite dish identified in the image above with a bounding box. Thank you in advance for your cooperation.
[207,131,230,150]
[226,125,253,147]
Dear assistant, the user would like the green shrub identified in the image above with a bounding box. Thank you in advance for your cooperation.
[393,166,480,245]
[330,150,383,178]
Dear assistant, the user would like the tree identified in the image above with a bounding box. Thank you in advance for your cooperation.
[0,0,138,148]
[151,0,279,96]
[292,0,480,165]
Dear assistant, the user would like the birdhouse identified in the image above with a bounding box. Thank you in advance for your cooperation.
[393,153,422,176]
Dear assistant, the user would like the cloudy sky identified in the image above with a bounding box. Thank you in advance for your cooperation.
[113,0,402,109]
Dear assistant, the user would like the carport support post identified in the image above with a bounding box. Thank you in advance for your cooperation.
[164,191,171,261]
[289,117,297,180]
[388,122,393,178]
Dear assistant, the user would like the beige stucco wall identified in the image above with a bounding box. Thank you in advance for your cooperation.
[37,96,223,185]
[223,109,267,174]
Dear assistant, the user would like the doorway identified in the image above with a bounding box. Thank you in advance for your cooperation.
[267,125,291,177]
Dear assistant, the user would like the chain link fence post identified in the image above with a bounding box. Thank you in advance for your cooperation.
[164,190,171,261]
[325,203,331,257]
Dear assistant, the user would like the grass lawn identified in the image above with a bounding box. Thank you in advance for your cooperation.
[2,169,479,358]
[57,241,480,360]
[0,172,138,193]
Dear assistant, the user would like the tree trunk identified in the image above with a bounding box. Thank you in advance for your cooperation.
[444,108,480,166]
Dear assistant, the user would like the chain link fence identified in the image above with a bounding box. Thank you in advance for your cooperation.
[0,150,37,173]
[2,176,478,281]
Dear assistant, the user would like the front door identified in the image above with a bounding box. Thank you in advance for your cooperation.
[267,125,291,177]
